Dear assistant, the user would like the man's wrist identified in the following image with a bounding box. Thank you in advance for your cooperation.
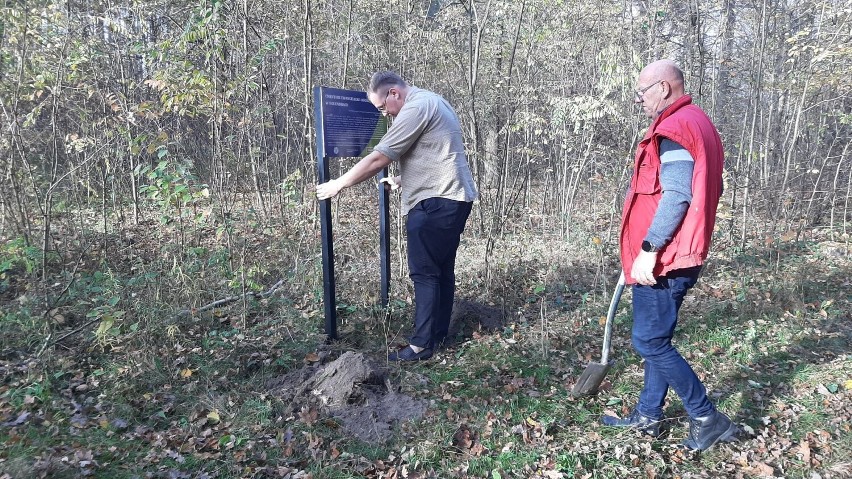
[641,240,661,253]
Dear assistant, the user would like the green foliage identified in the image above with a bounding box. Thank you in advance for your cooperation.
[280,169,303,208]
[4,375,52,409]
[145,67,216,117]
[135,156,210,224]
[88,297,127,346]
[67,270,130,346]
[0,238,51,279]
[227,264,266,293]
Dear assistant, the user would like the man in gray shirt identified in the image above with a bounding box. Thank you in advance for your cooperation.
[316,71,478,361]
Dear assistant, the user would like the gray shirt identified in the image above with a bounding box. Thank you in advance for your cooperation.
[373,87,478,215]
[645,138,694,248]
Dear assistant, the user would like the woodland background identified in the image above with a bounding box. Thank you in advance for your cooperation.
[3,0,851,244]
[1,0,851,478]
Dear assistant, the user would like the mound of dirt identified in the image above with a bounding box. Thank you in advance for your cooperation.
[266,351,428,443]
[448,299,506,339]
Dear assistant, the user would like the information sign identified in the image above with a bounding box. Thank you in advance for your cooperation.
[317,87,386,158]
[314,86,390,341]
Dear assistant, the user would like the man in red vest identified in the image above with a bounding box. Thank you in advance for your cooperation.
[601,60,737,451]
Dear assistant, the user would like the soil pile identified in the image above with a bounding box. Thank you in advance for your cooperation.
[448,299,506,339]
[266,351,427,443]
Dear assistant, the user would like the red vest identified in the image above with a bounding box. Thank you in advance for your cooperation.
[620,95,724,284]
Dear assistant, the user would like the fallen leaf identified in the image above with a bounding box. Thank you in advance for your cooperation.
[746,461,775,477]
[299,406,318,425]
[180,369,193,378]
[469,442,486,457]
[645,465,657,479]
[1,411,30,427]
[797,440,811,464]
[452,424,479,451]
[207,410,220,425]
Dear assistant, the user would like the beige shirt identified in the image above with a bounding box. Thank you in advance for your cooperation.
[373,88,478,215]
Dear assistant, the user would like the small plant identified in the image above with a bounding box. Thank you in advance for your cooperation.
[135,153,210,225]
[89,299,127,346]
[4,375,52,409]
[0,237,55,281]
[280,169,303,208]
[69,270,129,346]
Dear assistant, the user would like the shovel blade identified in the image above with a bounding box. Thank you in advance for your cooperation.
[571,361,613,397]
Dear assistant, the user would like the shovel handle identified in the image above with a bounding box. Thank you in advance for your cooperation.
[600,271,625,364]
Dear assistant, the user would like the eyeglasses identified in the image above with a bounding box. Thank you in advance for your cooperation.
[377,90,391,114]
[634,80,663,102]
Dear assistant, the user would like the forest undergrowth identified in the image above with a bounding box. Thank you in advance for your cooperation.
[1,188,850,479]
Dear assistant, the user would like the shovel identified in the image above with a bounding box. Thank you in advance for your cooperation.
[571,272,626,397]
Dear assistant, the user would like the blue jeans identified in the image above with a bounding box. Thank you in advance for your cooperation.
[631,266,715,419]
[406,198,473,349]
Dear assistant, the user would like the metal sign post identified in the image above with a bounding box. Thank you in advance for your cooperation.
[313,86,389,340]
[377,170,391,307]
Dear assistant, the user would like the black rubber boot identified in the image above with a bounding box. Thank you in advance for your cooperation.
[601,410,662,437]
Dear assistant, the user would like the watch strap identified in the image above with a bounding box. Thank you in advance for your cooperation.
[641,240,660,253]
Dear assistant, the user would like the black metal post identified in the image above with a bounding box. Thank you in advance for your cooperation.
[377,168,391,307]
[314,86,337,341]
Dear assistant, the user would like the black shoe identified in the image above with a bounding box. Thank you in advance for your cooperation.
[601,410,662,437]
[388,346,433,362]
[682,411,738,451]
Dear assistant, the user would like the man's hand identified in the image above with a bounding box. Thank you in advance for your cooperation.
[631,251,658,286]
[316,179,343,200]
[379,175,401,191]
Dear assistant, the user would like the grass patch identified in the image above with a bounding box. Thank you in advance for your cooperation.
[1,205,850,478]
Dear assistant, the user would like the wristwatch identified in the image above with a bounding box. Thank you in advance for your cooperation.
[641,240,660,253]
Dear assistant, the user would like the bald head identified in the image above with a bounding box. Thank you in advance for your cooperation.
[642,60,684,93]
[636,60,686,118]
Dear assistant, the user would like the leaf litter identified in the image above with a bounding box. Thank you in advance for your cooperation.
[1,201,850,478]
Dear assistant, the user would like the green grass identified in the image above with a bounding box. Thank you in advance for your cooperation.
[2,209,851,479]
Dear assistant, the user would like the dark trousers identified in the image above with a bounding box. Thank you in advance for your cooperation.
[631,265,714,419]
[406,197,473,349]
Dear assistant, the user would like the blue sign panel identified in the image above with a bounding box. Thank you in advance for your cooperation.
[313,85,392,340]
[318,87,387,158]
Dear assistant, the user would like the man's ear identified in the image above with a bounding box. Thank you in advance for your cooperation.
[662,80,673,99]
